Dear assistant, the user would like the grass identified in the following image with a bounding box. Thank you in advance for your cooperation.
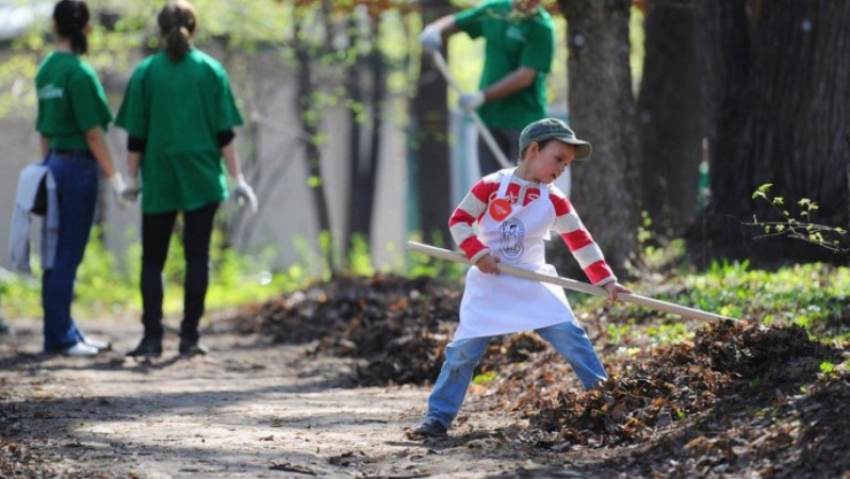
[0,226,308,321]
[578,243,850,346]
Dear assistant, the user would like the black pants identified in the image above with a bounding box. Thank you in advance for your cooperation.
[140,202,219,343]
[476,128,521,175]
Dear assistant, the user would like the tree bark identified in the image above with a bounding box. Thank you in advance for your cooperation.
[557,0,639,274]
[345,18,385,248]
[294,7,336,272]
[412,0,453,246]
[694,0,850,264]
[636,0,705,237]
[345,14,365,251]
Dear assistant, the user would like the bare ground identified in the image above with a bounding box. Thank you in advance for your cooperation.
[3,273,850,479]
[0,315,617,479]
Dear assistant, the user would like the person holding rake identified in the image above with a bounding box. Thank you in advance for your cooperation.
[420,0,555,175]
[411,118,632,438]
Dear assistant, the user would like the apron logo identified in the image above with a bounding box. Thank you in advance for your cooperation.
[489,198,512,222]
[499,218,525,259]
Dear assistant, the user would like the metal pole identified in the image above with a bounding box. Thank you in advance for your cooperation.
[407,241,740,323]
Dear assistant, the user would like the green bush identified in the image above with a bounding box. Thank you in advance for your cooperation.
[0,226,304,321]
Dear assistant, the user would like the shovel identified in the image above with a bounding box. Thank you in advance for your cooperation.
[407,241,740,323]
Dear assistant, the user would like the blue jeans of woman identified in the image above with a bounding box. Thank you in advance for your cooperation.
[140,202,218,343]
[424,321,607,428]
[42,151,98,351]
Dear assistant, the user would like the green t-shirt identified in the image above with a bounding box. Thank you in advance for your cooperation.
[35,51,112,151]
[115,49,244,214]
[455,0,554,130]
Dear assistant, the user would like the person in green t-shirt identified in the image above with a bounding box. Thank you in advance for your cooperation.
[115,0,258,359]
[34,0,124,357]
[420,0,555,175]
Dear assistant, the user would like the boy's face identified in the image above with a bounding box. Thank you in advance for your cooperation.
[527,140,576,184]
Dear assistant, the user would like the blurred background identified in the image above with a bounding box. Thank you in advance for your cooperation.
[1,0,848,310]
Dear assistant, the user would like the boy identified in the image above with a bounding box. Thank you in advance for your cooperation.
[411,118,632,438]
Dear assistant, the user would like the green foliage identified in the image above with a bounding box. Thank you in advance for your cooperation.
[750,184,849,254]
[348,234,375,277]
[472,370,497,384]
[577,256,850,350]
[0,227,305,321]
[405,233,467,281]
[819,361,837,376]
[624,210,688,276]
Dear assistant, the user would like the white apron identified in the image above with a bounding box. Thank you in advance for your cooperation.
[455,169,575,340]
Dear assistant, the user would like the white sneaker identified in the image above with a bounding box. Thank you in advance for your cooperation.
[81,335,111,351]
[63,342,99,357]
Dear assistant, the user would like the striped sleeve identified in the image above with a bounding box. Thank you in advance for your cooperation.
[448,174,500,262]
[550,190,616,286]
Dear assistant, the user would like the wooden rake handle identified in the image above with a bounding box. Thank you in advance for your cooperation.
[407,241,740,323]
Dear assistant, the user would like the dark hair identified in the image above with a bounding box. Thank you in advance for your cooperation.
[53,0,90,55]
[158,0,197,62]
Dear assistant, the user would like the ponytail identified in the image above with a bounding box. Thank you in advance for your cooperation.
[158,1,197,62]
[53,0,90,55]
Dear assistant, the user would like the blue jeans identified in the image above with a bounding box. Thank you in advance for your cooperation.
[41,151,99,350]
[424,321,607,428]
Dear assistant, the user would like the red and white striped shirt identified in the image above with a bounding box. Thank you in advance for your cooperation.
[448,170,616,286]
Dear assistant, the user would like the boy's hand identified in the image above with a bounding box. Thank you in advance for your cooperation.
[476,254,501,275]
[604,282,633,301]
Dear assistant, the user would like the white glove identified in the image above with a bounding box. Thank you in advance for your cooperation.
[419,25,442,53]
[230,174,258,214]
[459,91,486,111]
[107,173,128,210]
[122,176,140,202]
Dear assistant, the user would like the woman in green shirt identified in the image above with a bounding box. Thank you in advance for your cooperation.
[35,0,125,357]
[116,0,257,358]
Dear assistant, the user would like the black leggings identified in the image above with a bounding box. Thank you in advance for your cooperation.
[140,202,219,342]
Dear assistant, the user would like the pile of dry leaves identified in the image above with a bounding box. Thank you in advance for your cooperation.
[230,273,551,386]
[238,274,850,478]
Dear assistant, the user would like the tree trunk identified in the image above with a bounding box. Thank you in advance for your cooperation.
[636,0,704,237]
[694,0,850,264]
[557,0,639,274]
[412,0,453,246]
[344,14,365,253]
[345,15,384,252]
[294,9,336,273]
[364,41,385,239]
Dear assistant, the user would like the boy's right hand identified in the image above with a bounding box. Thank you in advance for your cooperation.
[476,253,501,275]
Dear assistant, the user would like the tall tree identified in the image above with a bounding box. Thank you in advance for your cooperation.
[345,10,386,251]
[412,0,453,245]
[636,0,705,237]
[694,0,850,263]
[557,0,639,273]
[293,2,337,272]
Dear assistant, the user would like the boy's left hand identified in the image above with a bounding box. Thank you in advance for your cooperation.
[604,282,633,301]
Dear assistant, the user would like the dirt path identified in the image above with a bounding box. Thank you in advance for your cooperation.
[1,317,592,478]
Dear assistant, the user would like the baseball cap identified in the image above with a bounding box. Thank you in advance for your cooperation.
[518,118,592,160]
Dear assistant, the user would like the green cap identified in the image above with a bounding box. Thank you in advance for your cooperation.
[518,118,592,160]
